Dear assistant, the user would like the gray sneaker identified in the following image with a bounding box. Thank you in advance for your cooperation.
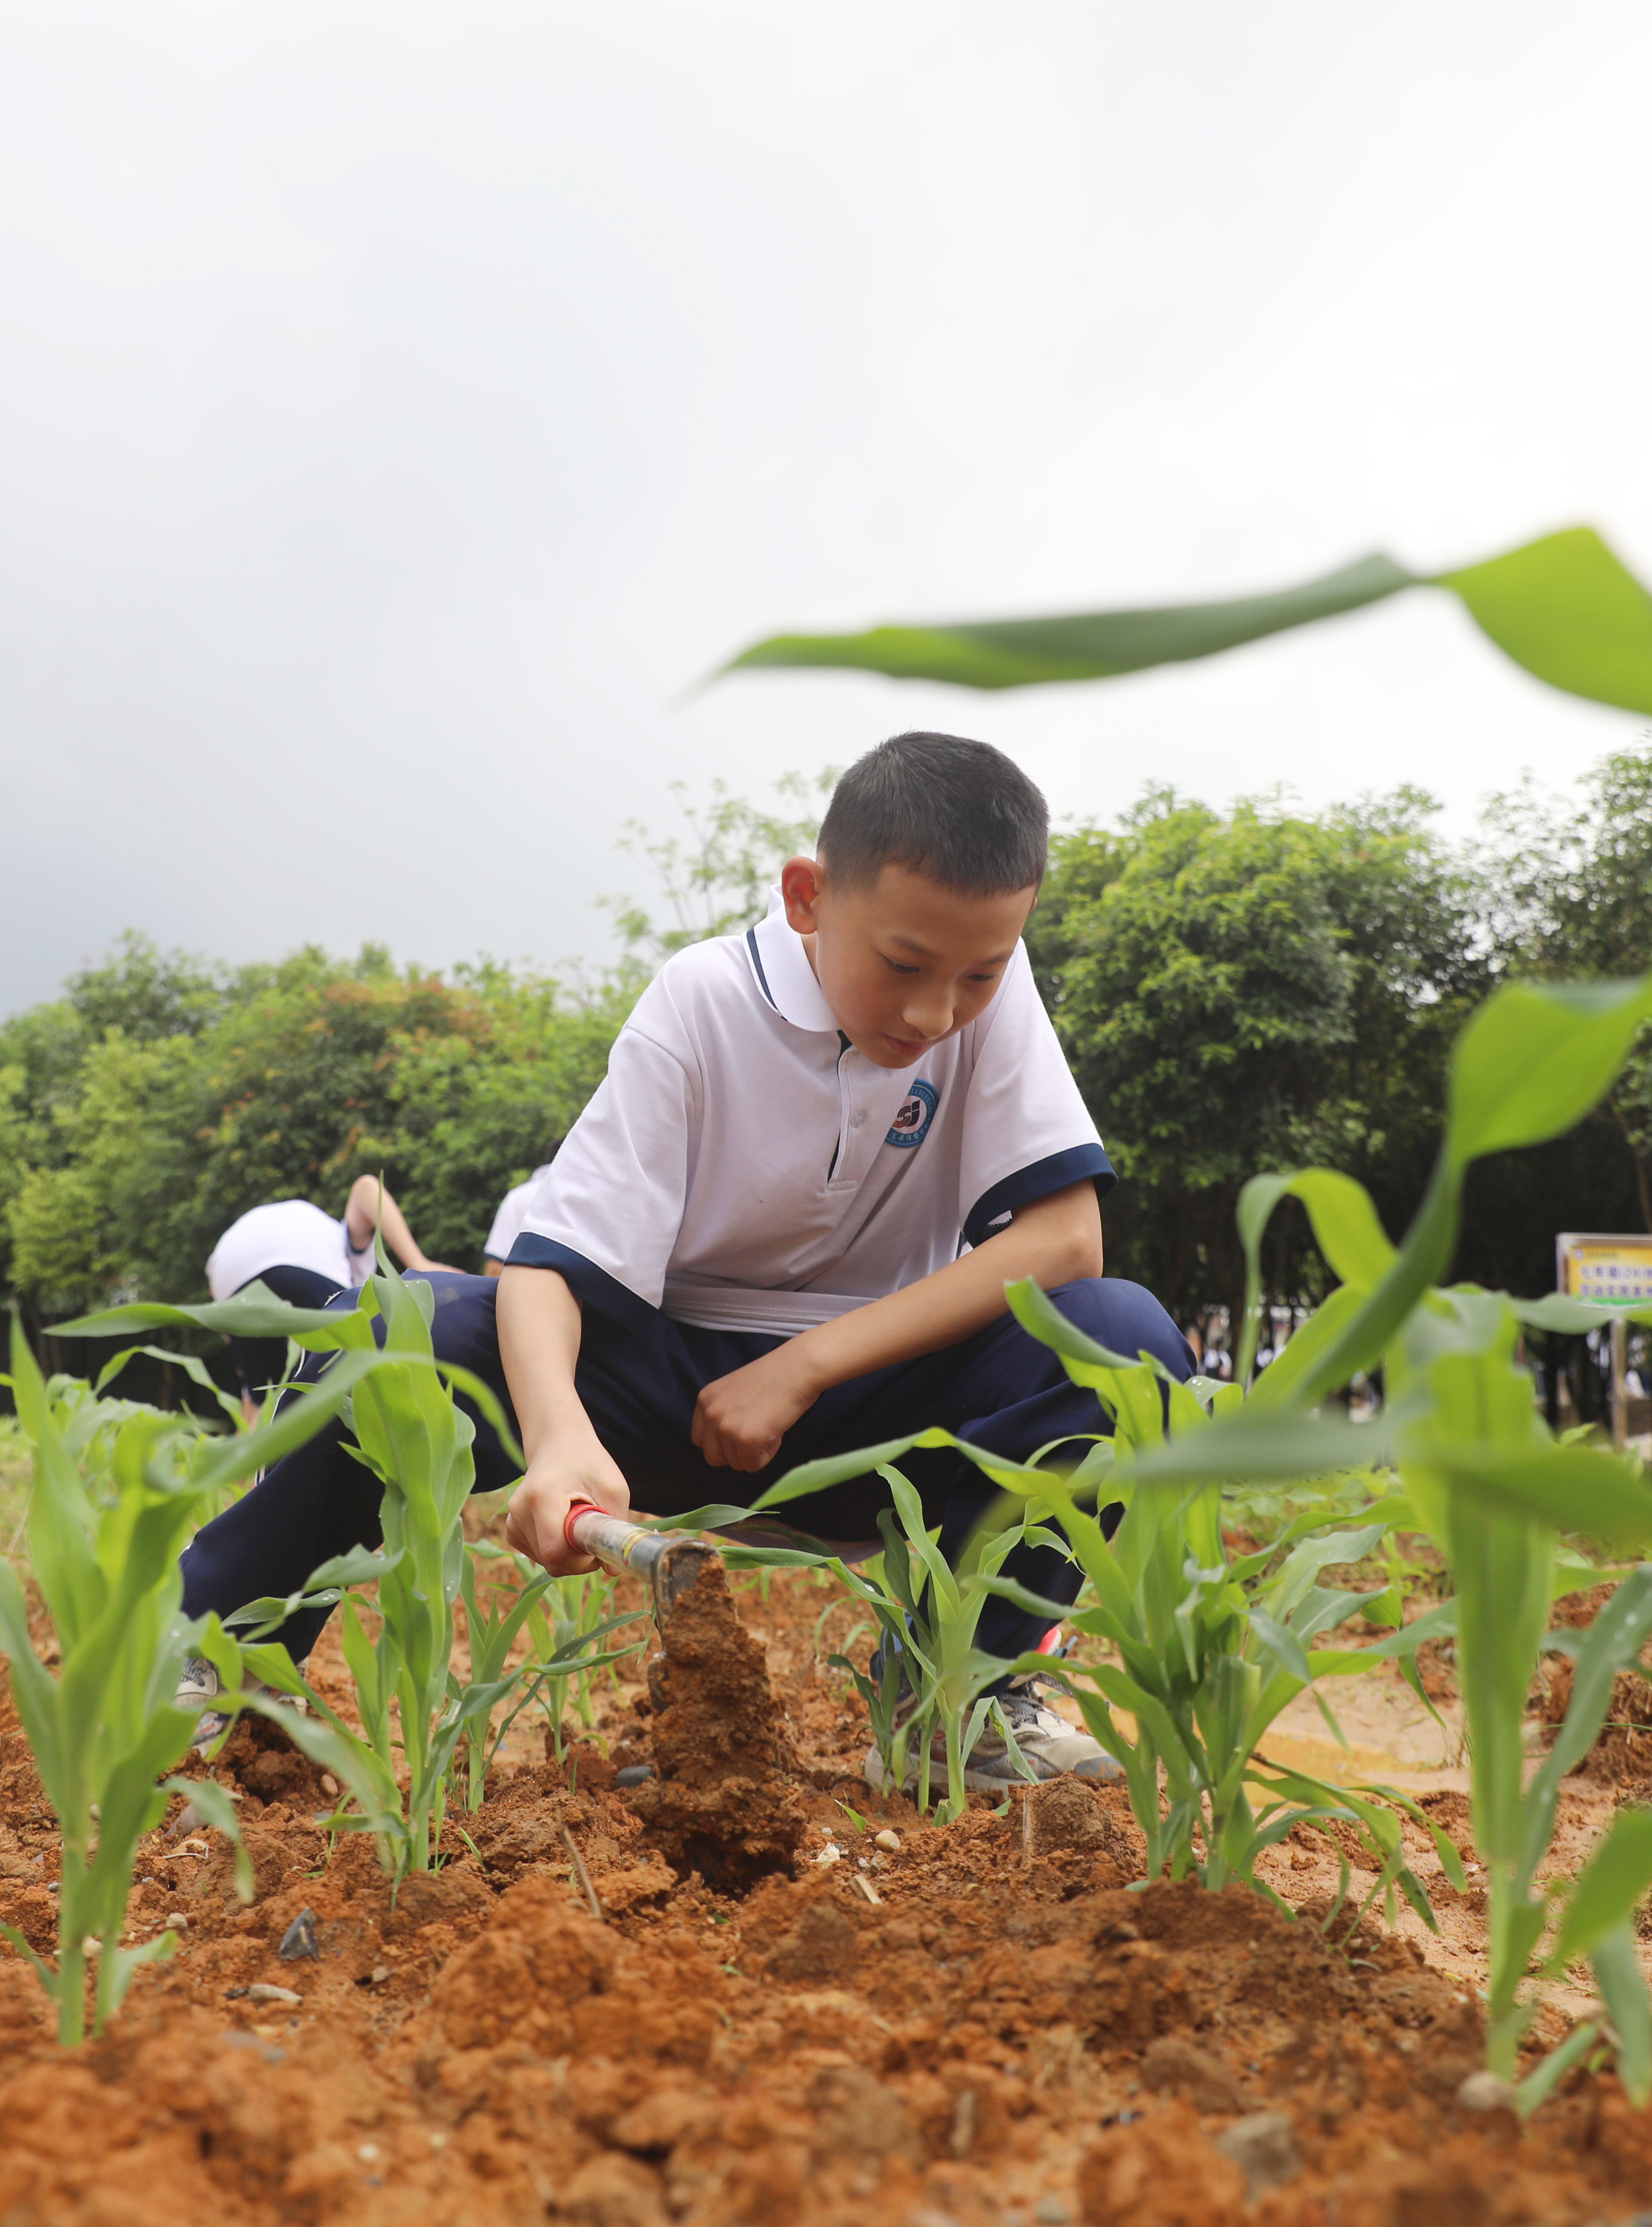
[176,1656,306,1749]
[864,1671,1123,1795]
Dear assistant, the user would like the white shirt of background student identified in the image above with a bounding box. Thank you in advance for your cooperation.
[482,1165,557,1278]
[206,1176,454,1301]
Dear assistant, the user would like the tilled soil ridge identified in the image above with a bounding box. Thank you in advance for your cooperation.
[1,1569,1652,2224]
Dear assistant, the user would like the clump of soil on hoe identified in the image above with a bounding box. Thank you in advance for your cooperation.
[621,1556,807,1888]
[1,1566,1652,2227]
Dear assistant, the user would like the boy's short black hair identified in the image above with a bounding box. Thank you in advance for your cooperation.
[817,731,1049,896]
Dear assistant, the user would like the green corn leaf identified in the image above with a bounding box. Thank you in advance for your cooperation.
[238,1686,402,1845]
[1436,527,1652,717]
[1515,2019,1604,2120]
[159,1775,253,1901]
[1547,1809,1652,1972]
[1260,980,1652,1413]
[1589,1924,1652,2108]
[1283,1171,1399,1290]
[1309,1603,1460,1674]
[50,1288,361,1345]
[223,1548,404,1640]
[190,1348,413,1493]
[1005,1278,1181,1382]
[1515,1294,1652,1335]
[1531,1570,1652,1818]
[1432,1443,1652,1552]
[1451,1495,1557,1881]
[719,527,1652,715]
[1115,1410,1399,1491]
[93,1344,245,1424]
[428,1361,526,1471]
[880,1467,961,1621]
[721,552,1415,691]
[1443,977,1652,1171]
[96,1930,182,2020]
[1236,1170,1395,1389]
[0,1922,59,2002]
[1247,1607,1314,1686]
[749,1431,944,1509]
[1243,1285,1373,1410]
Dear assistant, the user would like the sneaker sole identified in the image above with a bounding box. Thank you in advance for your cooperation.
[862,1746,1122,1796]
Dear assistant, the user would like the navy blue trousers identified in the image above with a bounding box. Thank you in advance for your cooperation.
[181,1273,1193,1663]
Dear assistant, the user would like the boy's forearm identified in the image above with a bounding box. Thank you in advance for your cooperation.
[496,1266,632,1571]
[496,1265,599,1456]
[788,1180,1103,1397]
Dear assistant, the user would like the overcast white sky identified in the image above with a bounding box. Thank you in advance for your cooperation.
[3,2,1650,1014]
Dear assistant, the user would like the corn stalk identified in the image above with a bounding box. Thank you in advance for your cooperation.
[0,1315,381,2042]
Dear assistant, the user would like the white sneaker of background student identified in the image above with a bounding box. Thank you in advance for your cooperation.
[175,1656,308,1748]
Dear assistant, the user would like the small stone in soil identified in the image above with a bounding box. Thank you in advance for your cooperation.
[874,1828,901,1852]
[165,1912,188,1929]
[370,1965,390,1984]
[279,1909,321,1961]
[357,2143,380,2163]
[1457,2070,1516,2113]
[1214,2112,1301,2198]
[1034,2201,1071,2225]
[614,1764,656,1787]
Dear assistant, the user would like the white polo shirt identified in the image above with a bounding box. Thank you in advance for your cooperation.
[511,889,1113,1337]
[205,1199,375,1303]
[483,1165,556,1263]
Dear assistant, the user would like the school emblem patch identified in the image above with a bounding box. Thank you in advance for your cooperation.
[886,1079,938,1149]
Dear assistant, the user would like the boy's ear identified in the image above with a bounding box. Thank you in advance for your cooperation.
[780,856,826,933]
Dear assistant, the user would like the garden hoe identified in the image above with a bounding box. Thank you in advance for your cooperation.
[563,1498,719,1626]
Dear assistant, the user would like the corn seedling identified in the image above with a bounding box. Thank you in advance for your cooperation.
[685,1483,1038,1822]
[61,1253,532,1884]
[0,1315,387,2043]
[1101,969,1652,2107]
[942,1297,1457,1908]
[464,1542,644,1781]
[456,1541,557,1805]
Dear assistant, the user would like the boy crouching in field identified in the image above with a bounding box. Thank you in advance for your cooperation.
[180,732,1193,1789]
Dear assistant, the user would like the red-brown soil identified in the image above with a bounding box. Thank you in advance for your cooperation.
[2,1560,1652,2226]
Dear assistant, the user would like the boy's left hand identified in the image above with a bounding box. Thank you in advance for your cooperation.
[692,1347,820,1472]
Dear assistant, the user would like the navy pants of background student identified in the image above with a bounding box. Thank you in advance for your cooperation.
[180,1272,1194,1666]
[222,1264,346,1404]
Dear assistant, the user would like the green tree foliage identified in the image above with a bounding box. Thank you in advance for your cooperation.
[0,778,823,1317]
[6,756,1652,1352]
[1026,788,1487,1326]
[1483,745,1652,1234]
[0,942,635,1310]
[599,771,834,965]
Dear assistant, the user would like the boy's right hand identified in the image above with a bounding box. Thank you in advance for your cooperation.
[504,1440,632,1577]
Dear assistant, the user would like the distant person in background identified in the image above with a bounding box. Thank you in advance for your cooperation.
[481,1162,557,1277]
[207,1176,454,1415]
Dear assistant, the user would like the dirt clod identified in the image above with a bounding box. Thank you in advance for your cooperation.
[621,1556,806,1886]
[1140,2033,1254,2114]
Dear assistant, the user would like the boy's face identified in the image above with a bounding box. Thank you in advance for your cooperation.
[780,856,1037,1070]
